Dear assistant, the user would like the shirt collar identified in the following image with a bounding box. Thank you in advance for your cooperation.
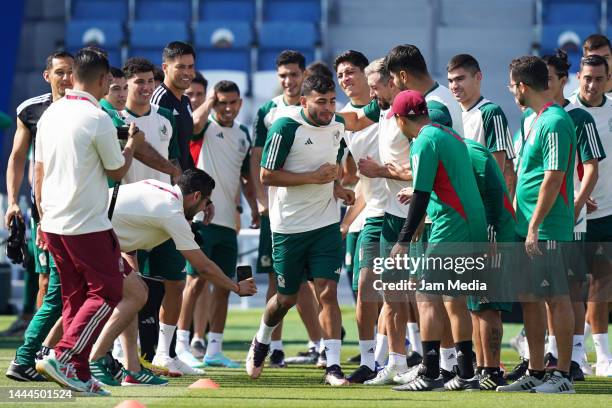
[172,184,184,202]
[66,89,100,108]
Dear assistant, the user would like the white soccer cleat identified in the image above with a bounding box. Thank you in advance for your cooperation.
[496,372,544,392]
[580,354,593,375]
[152,355,204,376]
[177,350,206,369]
[393,364,421,384]
[530,371,575,394]
[364,365,405,385]
[245,337,270,379]
[595,359,612,377]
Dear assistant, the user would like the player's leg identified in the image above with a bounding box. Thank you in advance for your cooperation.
[176,274,206,355]
[192,282,211,357]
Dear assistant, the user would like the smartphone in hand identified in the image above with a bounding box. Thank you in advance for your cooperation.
[236,265,253,297]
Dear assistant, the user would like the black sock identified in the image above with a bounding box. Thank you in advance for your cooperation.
[477,366,484,375]
[455,341,475,379]
[422,340,441,378]
[529,369,546,380]
[138,278,165,362]
[484,366,500,377]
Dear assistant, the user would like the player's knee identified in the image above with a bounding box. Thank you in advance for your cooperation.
[276,294,297,310]
[317,285,338,306]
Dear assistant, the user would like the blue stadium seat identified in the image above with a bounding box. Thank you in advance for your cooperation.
[66,20,123,49]
[195,22,252,72]
[197,49,251,72]
[194,21,252,48]
[130,21,189,64]
[72,0,128,22]
[259,22,318,48]
[540,24,598,54]
[199,0,255,22]
[543,1,600,25]
[263,0,321,23]
[135,0,191,21]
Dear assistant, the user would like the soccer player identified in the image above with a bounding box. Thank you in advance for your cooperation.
[446,54,515,170]
[388,90,486,392]
[497,56,576,394]
[153,66,164,89]
[251,50,324,366]
[568,55,612,377]
[582,34,612,95]
[33,47,144,396]
[101,67,128,111]
[334,50,387,383]
[185,71,208,112]
[4,51,73,380]
[246,75,354,385]
[183,80,258,368]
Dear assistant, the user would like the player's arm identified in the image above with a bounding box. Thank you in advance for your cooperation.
[134,141,181,180]
[358,156,412,181]
[105,123,145,181]
[340,182,365,239]
[527,170,564,235]
[575,159,598,222]
[5,118,31,225]
[192,91,216,134]
[180,249,256,296]
[250,107,271,213]
[397,190,430,243]
[504,159,516,200]
[491,151,506,174]
[240,152,260,228]
[337,99,379,132]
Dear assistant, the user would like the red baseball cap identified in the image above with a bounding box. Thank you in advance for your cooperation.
[386,90,428,119]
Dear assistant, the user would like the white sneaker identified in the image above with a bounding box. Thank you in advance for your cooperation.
[531,371,575,394]
[177,350,205,369]
[152,355,205,376]
[364,365,406,385]
[393,364,420,384]
[595,359,612,377]
[112,341,124,361]
[580,354,593,375]
[496,372,544,392]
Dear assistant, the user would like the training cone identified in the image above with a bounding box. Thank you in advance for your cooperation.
[188,378,220,389]
[114,400,146,408]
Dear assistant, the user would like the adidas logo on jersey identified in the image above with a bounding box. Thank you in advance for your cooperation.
[367,348,375,354]
[305,138,314,145]
[541,279,550,287]
[216,132,224,139]
[448,353,456,359]
[140,317,156,325]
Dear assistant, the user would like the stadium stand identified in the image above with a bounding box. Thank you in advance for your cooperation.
[199,0,255,22]
[194,21,253,72]
[129,20,189,64]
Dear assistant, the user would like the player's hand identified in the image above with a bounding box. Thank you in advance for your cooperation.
[202,202,215,225]
[525,226,541,258]
[237,277,257,296]
[386,161,412,180]
[312,163,338,184]
[413,220,425,243]
[340,223,349,240]
[250,210,260,229]
[397,187,414,205]
[390,242,407,259]
[586,197,598,214]
[334,184,355,205]
[204,88,217,111]
[36,224,48,251]
[4,203,23,227]
[127,122,145,147]
[358,156,382,178]
[574,199,584,224]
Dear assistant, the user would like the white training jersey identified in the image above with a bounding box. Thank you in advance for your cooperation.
[424,82,464,137]
[461,97,515,159]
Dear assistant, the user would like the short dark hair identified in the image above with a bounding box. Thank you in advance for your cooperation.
[192,71,208,91]
[580,54,609,75]
[153,66,165,83]
[301,74,335,96]
[214,80,240,96]
[583,34,612,54]
[384,44,428,77]
[333,50,369,72]
[122,57,155,79]
[509,56,549,91]
[542,49,571,78]
[162,41,196,62]
[177,169,215,198]
[276,50,306,70]
[447,53,481,74]
[109,66,125,79]
[305,61,334,80]
[73,47,109,83]
[45,50,74,70]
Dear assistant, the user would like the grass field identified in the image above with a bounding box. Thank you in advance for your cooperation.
[0,308,610,407]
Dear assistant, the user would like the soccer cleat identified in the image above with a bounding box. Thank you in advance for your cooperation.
[177,350,206,368]
[544,352,558,371]
[246,337,269,379]
[77,378,111,397]
[190,339,207,359]
[316,350,327,369]
[479,372,507,390]
[6,360,46,382]
[89,357,121,386]
[35,357,87,392]
[285,347,319,364]
[35,346,53,362]
[406,351,423,368]
[204,352,240,368]
[504,358,528,381]
[440,365,458,383]
[393,364,421,385]
[393,368,445,392]
[323,364,349,386]
[0,319,29,338]
[347,365,377,384]
[496,372,544,392]
[121,367,169,386]
[152,355,204,376]
[346,353,361,364]
[595,359,612,377]
[269,350,286,368]
[444,375,480,391]
[530,371,575,394]
[569,361,585,381]
[139,355,176,377]
[580,354,593,375]
[102,352,124,382]
[364,365,405,385]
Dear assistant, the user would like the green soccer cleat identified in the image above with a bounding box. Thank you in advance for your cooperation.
[89,357,121,386]
[121,367,169,386]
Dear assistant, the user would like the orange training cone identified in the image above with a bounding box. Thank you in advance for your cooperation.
[188,378,220,389]
[114,400,146,408]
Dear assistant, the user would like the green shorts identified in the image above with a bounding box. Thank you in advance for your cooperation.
[345,230,360,272]
[352,216,384,291]
[272,223,343,295]
[585,215,612,267]
[468,299,513,312]
[30,218,55,274]
[257,215,273,274]
[138,239,186,281]
[187,223,238,278]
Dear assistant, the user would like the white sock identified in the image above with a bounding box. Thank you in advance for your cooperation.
[255,318,276,345]
[571,335,585,364]
[593,333,612,363]
[307,340,316,349]
[375,334,388,366]
[319,338,325,354]
[407,323,423,356]
[523,340,530,360]
[323,339,341,367]
[176,329,190,354]
[584,322,592,339]
[546,335,558,358]
[157,323,176,358]
[206,332,223,357]
[191,335,206,347]
[270,340,284,352]
[389,352,408,371]
[440,347,457,371]
[359,339,376,370]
